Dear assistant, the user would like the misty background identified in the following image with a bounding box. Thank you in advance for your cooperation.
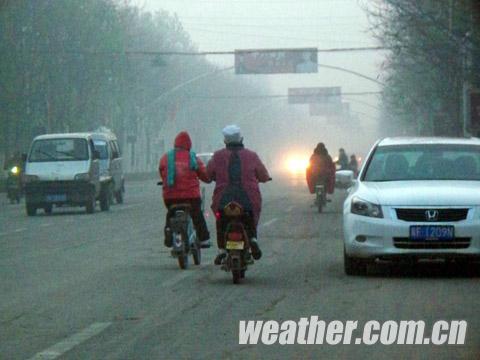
[1,0,479,174]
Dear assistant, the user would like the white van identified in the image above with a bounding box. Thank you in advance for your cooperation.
[90,132,125,204]
[24,133,112,215]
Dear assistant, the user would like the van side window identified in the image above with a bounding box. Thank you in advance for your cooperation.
[114,141,121,158]
[111,141,120,159]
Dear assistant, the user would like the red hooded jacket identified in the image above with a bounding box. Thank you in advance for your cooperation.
[159,132,209,200]
[306,153,336,194]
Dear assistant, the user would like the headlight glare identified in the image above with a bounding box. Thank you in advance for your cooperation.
[351,196,383,218]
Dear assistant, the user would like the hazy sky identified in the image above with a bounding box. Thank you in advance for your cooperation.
[130,0,386,153]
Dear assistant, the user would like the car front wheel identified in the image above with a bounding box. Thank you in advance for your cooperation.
[344,248,367,276]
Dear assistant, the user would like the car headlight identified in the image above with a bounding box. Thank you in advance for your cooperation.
[74,173,90,181]
[24,174,39,183]
[351,196,383,218]
[10,166,19,175]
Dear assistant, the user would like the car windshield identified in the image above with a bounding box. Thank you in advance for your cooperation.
[363,144,480,181]
[93,140,109,160]
[29,138,89,162]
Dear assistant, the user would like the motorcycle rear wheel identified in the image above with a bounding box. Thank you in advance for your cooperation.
[231,257,242,284]
[192,246,201,265]
[232,270,241,284]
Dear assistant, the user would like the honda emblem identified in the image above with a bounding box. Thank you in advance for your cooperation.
[425,210,439,222]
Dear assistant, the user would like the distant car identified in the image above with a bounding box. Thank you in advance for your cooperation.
[196,153,213,209]
[91,132,125,204]
[343,137,480,275]
[197,152,213,166]
[24,133,111,215]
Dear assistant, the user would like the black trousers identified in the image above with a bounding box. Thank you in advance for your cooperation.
[164,198,210,242]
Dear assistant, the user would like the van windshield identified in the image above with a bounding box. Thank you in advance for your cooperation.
[29,138,89,162]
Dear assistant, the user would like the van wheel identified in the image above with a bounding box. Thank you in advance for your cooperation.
[114,189,124,204]
[85,196,95,214]
[44,205,53,215]
[26,203,37,216]
[100,185,111,211]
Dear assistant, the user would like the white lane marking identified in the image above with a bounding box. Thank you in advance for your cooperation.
[40,223,53,227]
[261,218,278,228]
[162,271,191,288]
[14,228,26,233]
[28,322,111,360]
[115,204,140,211]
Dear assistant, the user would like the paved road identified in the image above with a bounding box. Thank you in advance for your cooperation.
[1,177,479,359]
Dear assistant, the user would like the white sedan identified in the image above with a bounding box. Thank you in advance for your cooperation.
[343,137,480,275]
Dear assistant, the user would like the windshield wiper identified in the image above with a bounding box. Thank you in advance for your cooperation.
[54,150,74,158]
[34,149,56,160]
[55,150,84,160]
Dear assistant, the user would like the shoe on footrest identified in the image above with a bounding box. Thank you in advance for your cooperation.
[250,238,262,260]
[199,240,211,248]
[214,251,227,265]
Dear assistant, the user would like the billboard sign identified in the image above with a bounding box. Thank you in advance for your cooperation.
[235,48,318,75]
[288,87,341,104]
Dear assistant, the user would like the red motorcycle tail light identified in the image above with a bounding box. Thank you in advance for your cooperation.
[215,211,221,220]
[227,232,244,241]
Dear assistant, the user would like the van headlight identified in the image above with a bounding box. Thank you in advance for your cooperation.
[24,174,39,183]
[74,173,90,181]
[351,196,383,218]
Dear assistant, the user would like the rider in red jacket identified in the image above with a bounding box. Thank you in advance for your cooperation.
[306,142,335,194]
[207,125,271,264]
[159,131,211,248]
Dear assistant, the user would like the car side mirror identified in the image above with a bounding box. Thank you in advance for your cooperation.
[335,170,355,189]
[93,150,101,160]
[21,153,27,162]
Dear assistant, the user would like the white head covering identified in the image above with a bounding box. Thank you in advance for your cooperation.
[222,124,243,144]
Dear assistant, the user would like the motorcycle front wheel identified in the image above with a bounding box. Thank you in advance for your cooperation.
[178,254,188,269]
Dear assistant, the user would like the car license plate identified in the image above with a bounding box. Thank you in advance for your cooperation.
[46,194,66,202]
[410,226,454,241]
[226,241,244,250]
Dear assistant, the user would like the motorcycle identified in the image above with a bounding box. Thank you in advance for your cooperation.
[217,201,256,284]
[7,165,22,204]
[158,182,201,269]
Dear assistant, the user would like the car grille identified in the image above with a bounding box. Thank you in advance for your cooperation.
[393,237,471,249]
[395,208,469,222]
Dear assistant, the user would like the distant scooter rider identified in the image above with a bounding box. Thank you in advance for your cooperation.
[207,125,271,265]
[159,131,211,248]
[336,148,349,170]
[306,143,335,195]
[348,154,359,178]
